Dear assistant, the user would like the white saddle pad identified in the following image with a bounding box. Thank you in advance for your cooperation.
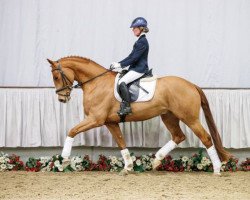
[114,73,157,102]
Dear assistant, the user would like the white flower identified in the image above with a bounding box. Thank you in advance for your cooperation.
[149,153,153,157]
[197,163,203,170]
[0,164,7,170]
[206,159,211,165]
[76,165,83,171]
[201,157,211,166]
[57,165,63,172]
[131,156,136,162]
[150,158,154,163]
[146,165,152,170]
[54,160,60,167]
[7,164,13,169]
[41,166,50,172]
[201,163,207,167]
[117,161,123,167]
[118,157,123,162]
[0,157,5,163]
[141,155,149,161]
[75,157,83,163]
[111,156,117,164]
[181,156,189,162]
[40,156,51,163]
[136,159,141,166]
[202,157,207,161]
[188,159,193,166]
[40,157,51,166]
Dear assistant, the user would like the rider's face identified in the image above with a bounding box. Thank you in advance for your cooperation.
[132,27,141,37]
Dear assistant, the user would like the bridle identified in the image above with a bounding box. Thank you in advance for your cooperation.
[51,62,74,97]
[51,61,113,97]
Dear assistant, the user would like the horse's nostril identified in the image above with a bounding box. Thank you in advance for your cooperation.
[59,99,64,103]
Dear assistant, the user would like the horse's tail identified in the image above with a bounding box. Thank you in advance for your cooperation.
[195,85,232,162]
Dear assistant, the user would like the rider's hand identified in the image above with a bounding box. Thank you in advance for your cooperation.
[110,62,121,70]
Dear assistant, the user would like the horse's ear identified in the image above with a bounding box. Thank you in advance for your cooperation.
[47,58,55,67]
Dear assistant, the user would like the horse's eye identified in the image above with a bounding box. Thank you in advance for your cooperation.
[54,77,58,81]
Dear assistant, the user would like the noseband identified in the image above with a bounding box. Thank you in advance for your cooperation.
[51,61,113,96]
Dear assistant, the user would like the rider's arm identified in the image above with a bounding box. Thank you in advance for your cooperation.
[119,41,147,68]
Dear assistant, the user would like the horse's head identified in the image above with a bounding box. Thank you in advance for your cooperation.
[47,58,74,103]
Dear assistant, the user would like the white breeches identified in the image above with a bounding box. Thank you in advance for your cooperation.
[118,70,144,85]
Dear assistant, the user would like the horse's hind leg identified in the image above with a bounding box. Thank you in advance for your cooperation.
[153,112,186,169]
[187,119,221,174]
[161,112,186,144]
[106,123,133,172]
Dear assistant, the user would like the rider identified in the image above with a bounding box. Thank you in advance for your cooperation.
[110,17,149,116]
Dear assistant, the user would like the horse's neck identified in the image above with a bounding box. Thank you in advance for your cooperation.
[65,59,107,83]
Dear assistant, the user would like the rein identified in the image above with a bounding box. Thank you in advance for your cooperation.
[52,62,113,95]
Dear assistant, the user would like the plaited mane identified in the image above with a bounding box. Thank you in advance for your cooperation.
[58,56,91,63]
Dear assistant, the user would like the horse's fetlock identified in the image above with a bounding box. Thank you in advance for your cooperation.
[69,128,78,137]
[173,134,186,144]
[203,135,212,147]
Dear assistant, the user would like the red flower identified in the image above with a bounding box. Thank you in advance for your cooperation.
[50,162,54,168]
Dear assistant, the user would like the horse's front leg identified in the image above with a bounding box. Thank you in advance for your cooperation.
[106,123,133,173]
[61,116,104,165]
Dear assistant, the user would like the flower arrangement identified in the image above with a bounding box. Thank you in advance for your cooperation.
[70,155,92,171]
[0,152,24,171]
[187,149,213,172]
[240,158,250,171]
[25,157,42,172]
[157,149,214,172]
[108,155,124,172]
[132,153,154,172]
[41,154,74,172]
[157,155,184,172]
[91,155,111,171]
[221,157,238,172]
[0,150,248,173]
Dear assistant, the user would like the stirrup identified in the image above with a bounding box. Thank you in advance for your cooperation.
[117,107,132,116]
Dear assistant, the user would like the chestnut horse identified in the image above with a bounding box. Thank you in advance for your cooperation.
[47,56,231,174]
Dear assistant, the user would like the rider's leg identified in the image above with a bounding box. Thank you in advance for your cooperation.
[118,70,144,115]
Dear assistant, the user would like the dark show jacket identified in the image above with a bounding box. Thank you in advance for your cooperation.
[119,34,149,73]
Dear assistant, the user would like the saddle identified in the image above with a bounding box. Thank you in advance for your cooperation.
[114,69,157,103]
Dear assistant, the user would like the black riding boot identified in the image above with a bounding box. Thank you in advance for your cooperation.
[118,82,132,115]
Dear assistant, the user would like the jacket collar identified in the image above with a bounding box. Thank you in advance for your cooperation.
[138,33,146,41]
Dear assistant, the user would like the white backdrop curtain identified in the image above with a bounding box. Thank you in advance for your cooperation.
[0,0,250,87]
[0,88,249,148]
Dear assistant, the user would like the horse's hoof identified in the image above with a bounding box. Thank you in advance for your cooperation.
[152,158,161,170]
[119,169,129,176]
[62,158,70,169]
[126,163,133,171]
[213,172,221,176]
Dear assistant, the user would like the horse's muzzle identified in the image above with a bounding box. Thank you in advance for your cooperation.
[59,98,67,103]
[58,95,71,103]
